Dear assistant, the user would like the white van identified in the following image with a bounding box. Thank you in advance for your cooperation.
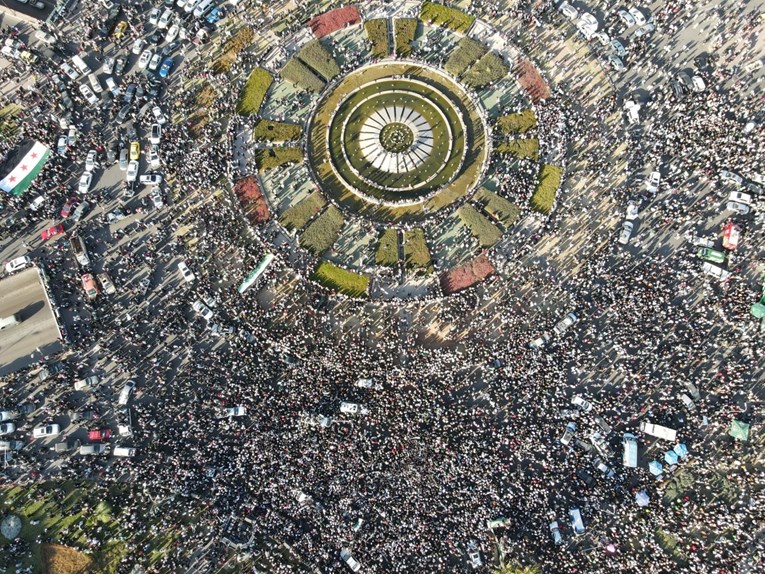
[193,0,214,17]
[118,380,136,406]
[113,446,135,457]
[622,433,638,467]
[639,421,677,442]
[0,314,21,330]
[701,262,731,281]
[569,508,585,535]
[71,54,92,75]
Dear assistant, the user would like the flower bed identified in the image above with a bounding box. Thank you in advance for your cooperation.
[497,109,537,135]
[279,191,326,231]
[376,228,399,266]
[252,120,302,142]
[457,204,502,247]
[236,68,273,116]
[462,52,509,88]
[440,253,495,295]
[312,261,369,297]
[297,39,340,81]
[474,187,520,228]
[495,138,540,161]
[403,228,432,270]
[233,176,270,224]
[515,58,551,103]
[308,5,362,38]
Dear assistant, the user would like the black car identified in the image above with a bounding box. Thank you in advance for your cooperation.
[163,0,174,5]
[146,81,163,98]
[107,148,117,164]
[161,41,179,57]
[114,55,127,75]
[575,468,596,488]
[70,409,97,423]
[148,30,163,44]
[123,83,136,103]
[116,103,131,122]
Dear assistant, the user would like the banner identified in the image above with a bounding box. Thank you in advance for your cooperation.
[238,253,275,294]
[0,141,50,196]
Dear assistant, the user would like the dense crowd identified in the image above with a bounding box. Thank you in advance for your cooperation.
[0,1,764,573]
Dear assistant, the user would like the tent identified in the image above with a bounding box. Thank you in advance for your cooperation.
[635,490,650,507]
[664,450,679,465]
[729,420,750,442]
[673,443,688,457]
[648,460,663,475]
[751,302,765,319]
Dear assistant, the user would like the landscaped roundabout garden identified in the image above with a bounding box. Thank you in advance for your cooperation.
[233,3,567,299]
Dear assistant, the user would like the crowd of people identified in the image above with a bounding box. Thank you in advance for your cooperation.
[0,0,764,573]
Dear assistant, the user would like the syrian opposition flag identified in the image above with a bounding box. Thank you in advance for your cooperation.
[0,141,50,197]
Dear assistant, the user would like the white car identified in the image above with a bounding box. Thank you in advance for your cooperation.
[691,75,706,92]
[0,411,17,422]
[646,171,661,192]
[702,262,731,281]
[558,1,579,20]
[628,7,647,27]
[576,13,599,38]
[150,189,164,209]
[626,201,639,220]
[225,406,246,417]
[138,49,153,69]
[726,201,750,215]
[165,24,180,44]
[139,174,163,186]
[78,84,99,106]
[728,191,752,205]
[85,150,97,172]
[618,221,634,245]
[625,100,640,124]
[118,380,136,405]
[34,30,56,45]
[60,62,79,80]
[633,22,655,37]
[719,170,743,185]
[355,378,380,389]
[340,402,368,415]
[553,312,578,336]
[467,541,482,569]
[148,7,161,25]
[592,31,610,46]
[529,333,551,349]
[571,395,593,412]
[105,76,121,97]
[5,255,31,274]
[0,423,15,435]
[131,38,145,55]
[102,57,115,74]
[149,145,161,168]
[148,53,162,72]
[339,549,361,573]
[616,9,636,28]
[158,9,173,29]
[78,171,93,194]
[126,160,139,182]
[607,54,626,72]
[610,39,627,58]
[560,421,576,446]
[178,261,195,282]
[192,299,214,321]
[151,106,167,125]
[33,424,61,438]
[150,123,161,145]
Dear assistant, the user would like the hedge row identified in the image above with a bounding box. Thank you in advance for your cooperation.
[463,52,509,88]
[420,1,475,33]
[281,58,326,92]
[497,109,537,135]
[495,138,540,161]
[474,187,520,229]
[444,37,487,77]
[299,205,345,255]
[297,39,340,81]
[394,18,417,57]
[279,191,327,231]
[236,68,273,116]
[530,164,562,215]
[376,228,399,266]
[255,147,303,171]
[252,120,302,142]
[312,261,370,297]
[365,19,389,59]
[457,204,502,248]
[404,228,432,270]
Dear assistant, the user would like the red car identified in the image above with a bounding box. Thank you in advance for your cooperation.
[88,428,111,441]
[40,224,65,240]
[60,197,79,218]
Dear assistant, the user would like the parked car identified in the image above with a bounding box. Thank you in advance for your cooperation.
[33,424,61,438]
[41,225,65,241]
[553,312,579,336]
[646,170,661,192]
[78,171,93,194]
[126,160,139,182]
[192,299,214,321]
[571,395,593,412]
[618,221,634,245]
[139,174,163,186]
[81,274,99,300]
[178,261,195,282]
[159,58,174,78]
[98,272,117,294]
[88,428,111,441]
[5,255,31,274]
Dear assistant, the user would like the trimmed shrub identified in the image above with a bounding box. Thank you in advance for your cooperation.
[376,228,399,266]
[497,109,537,135]
[420,1,475,33]
[530,164,562,215]
[403,228,432,270]
[365,19,390,58]
[281,58,326,92]
[236,68,273,116]
[299,205,345,255]
[312,261,369,297]
[394,18,417,57]
[495,138,540,161]
[297,39,340,81]
[440,254,495,295]
[474,188,520,228]
[515,58,551,103]
[457,204,502,248]
[279,191,326,231]
[462,52,509,88]
[255,147,303,171]
[444,37,487,77]
[252,120,302,142]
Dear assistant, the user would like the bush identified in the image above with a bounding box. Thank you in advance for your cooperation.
[403,228,432,270]
[444,37,487,77]
[462,52,509,88]
[376,228,399,266]
[474,188,520,228]
[515,58,551,103]
[440,254,495,295]
[497,109,537,135]
[495,138,539,161]
[394,18,417,57]
[297,39,340,81]
[236,68,273,116]
[281,58,326,92]
[457,204,502,248]
[252,120,302,142]
[530,164,562,215]
[279,191,326,231]
[365,19,389,59]
[255,147,303,171]
[420,1,475,33]
[312,261,369,297]
[299,205,345,255]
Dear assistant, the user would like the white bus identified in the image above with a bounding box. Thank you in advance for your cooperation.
[639,421,677,442]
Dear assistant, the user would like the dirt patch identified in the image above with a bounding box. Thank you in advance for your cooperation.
[42,544,93,574]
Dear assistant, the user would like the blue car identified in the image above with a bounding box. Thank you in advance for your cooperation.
[159,58,174,78]
[206,7,225,24]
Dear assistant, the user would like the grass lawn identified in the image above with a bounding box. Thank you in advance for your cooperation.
[474,187,520,228]
[530,164,562,215]
[365,19,389,58]
[236,68,273,116]
[299,205,345,255]
[404,228,432,271]
[457,204,502,247]
[376,228,400,266]
[255,147,303,171]
[281,58,326,92]
[312,261,370,297]
[394,18,417,57]
[279,191,327,231]
[252,119,302,142]
[420,1,475,33]
[497,109,537,135]
[495,138,540,161]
